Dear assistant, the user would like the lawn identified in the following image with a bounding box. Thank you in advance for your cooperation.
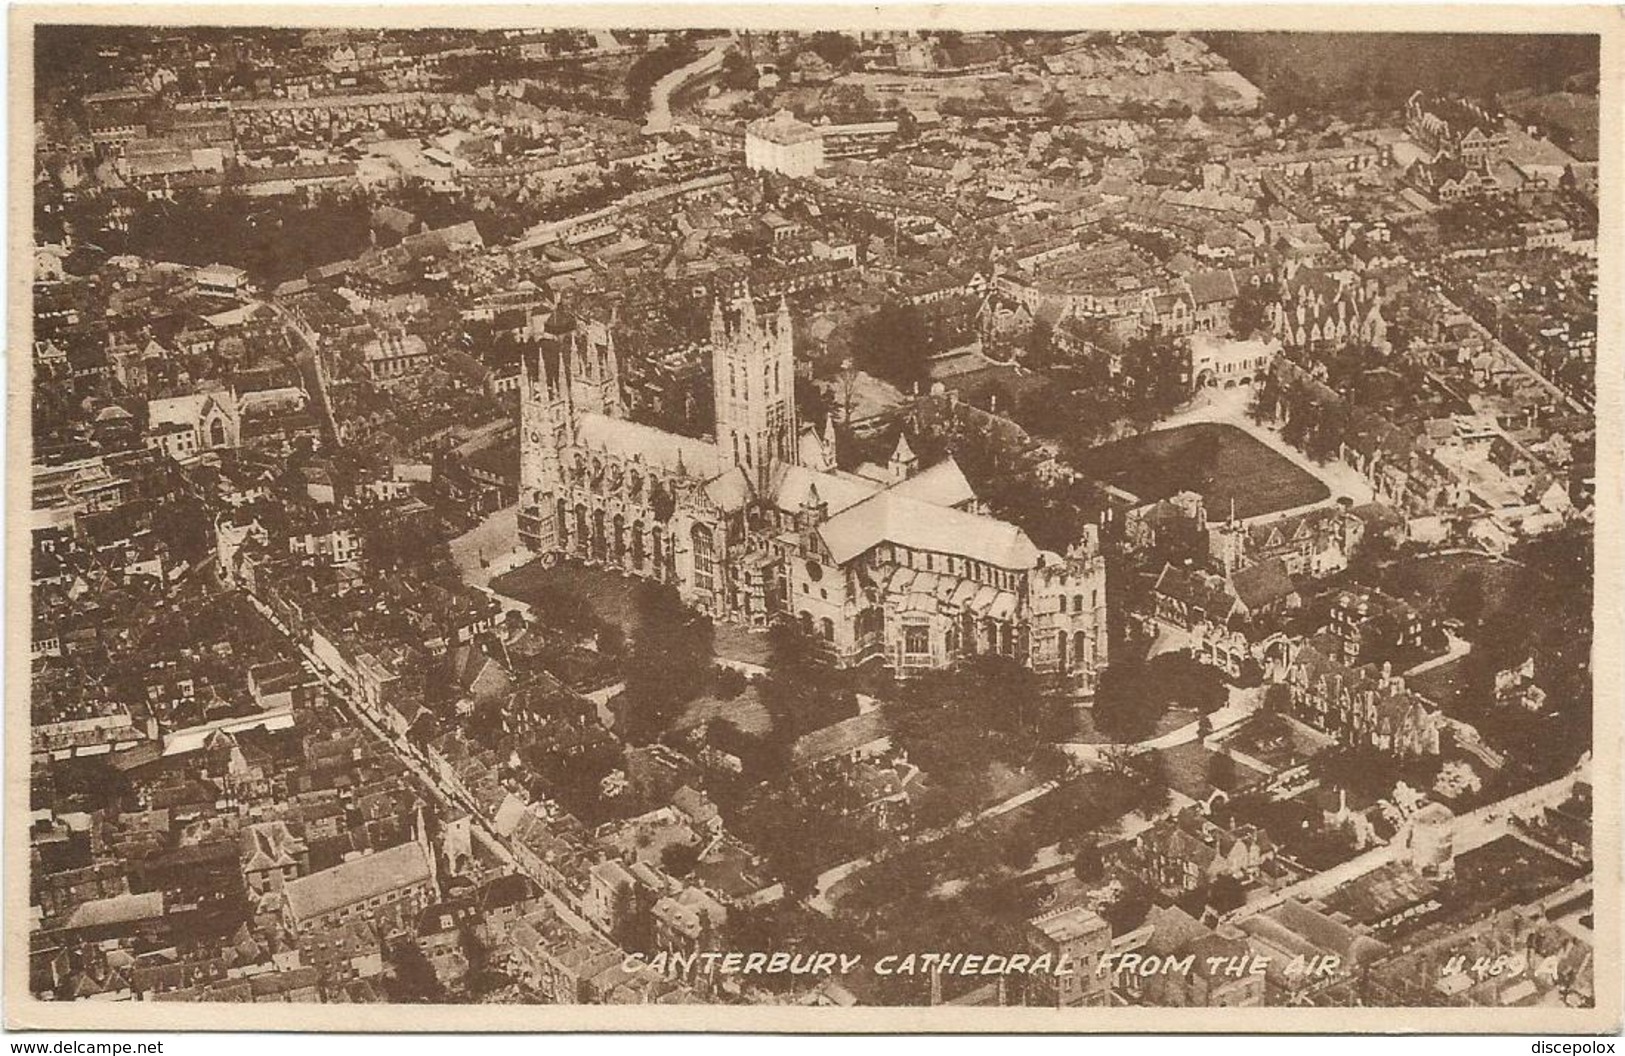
[1382,552,1523,620]
[1155,740,1269,802]
[490,559,770,664]
[1073,422,1328,520]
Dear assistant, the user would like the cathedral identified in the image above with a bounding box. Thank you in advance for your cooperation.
[516,290,1109,685]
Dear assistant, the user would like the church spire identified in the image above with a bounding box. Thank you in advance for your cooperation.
[889,432,918,482]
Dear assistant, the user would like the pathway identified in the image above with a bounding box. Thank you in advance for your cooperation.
[1404,629,1471,678]
[449,503,523,590]
[806,777,1061,915]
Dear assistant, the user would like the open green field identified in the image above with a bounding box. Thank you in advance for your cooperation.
[1202,32,1599,112]
[1073,422,1328,520]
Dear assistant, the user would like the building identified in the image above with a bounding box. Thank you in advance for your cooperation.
[1405,92,1509,168]
[240,820,309,896]
[516,291,1109,685]
[1189,332,1278,392]
[744,110,825,178]
[281,839,434,940]
[1125,905,1266,1007]
[145,391,242,461]
[363,330,432,383]
[1025,906,1112,1007]
[1284,645,1444,758]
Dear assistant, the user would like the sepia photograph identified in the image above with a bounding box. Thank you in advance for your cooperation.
[8,3,1619,1034]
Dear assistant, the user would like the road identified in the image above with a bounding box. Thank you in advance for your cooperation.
[643,38,731,135]
[1059,683,1262,764]
[270,301,343,447]
[1236,766,1586,917]
[1404,629,1470,678]
[252,594,600,939]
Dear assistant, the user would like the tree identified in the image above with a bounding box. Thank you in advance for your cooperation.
[625,38,701,113]
[1207,748,1238,791]
[660,840,701,878]
[358,503,453,575]
[851,300,933,394]
[1205,873,1247,914]
[1100,885,1153,935]
[1094,651,1222,740]
[890,654,1061,825]
[805,31,860,69]
[1092,658,1164,743]
[619,582,713,744]
[719,48,759,91]
[1072,843,1105,882]
[384,938,444,1003]
[1446,569,1487,629]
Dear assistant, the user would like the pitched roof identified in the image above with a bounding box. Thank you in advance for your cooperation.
[1186,269,1240,305]
[819,491,1038,569]
[1230,556,1296,610]
[769,463,879,517]
[62,891,165,930]
[1153,563,1240,619]
[283,840,431,924]
[575,412,722,480]
[886,457,976,508]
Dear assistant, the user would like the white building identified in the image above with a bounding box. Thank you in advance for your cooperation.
[744,110,824,178]
[1189,331,1279,391]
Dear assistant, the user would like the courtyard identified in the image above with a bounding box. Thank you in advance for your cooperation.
[1072,421,1330,520]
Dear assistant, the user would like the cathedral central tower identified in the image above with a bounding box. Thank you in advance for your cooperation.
[711,289,799,493]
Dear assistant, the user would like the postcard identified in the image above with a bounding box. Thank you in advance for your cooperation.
[9,3,1619,1033]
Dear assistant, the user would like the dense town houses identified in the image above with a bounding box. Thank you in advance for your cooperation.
[27,24,1599,1013]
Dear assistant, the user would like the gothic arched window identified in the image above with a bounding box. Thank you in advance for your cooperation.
[691,522,715,594]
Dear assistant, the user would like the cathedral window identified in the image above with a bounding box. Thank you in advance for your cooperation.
[692,523,715,594]
[903,625,930,657]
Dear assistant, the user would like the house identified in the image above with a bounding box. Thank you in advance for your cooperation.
[363,330,432,383]
[1124,904,1266,1007]
[1152,563,1243,633]
[1284,645,1445,757]
[1126,809,1278,895]
[240,820,309,895]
